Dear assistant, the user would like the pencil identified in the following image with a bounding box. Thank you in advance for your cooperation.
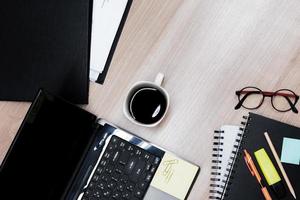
[264,132,297,199]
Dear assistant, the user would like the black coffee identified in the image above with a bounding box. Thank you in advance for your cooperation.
[129,87,167,124]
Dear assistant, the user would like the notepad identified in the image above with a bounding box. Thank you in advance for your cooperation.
[281,137,300,165]
[150,153,199,200]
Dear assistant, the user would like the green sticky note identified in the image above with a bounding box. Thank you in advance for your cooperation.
[281,137,300,165]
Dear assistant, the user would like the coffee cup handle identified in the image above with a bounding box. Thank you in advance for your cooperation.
[154,73,164,86]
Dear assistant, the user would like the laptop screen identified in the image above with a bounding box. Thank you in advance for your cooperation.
[0,90,97,199]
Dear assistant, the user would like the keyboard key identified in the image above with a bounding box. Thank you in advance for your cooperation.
[143,152,151,160]
[88,181,96,189]
[111,172,120,182]
[92,191,101,198]
[134,189,143,198]
[97,182,105,190]
[135,149,142,156]
[112,151,120,162]
[100,173,109,182]
[96,167,103,175]
[138,182,147,190]
[116,183,125,192]
[104,152,111,159]
[145,174,152,182]
[119,141,126,148]
[120,175,128,184]
[100,160,108,167]
[119,151,130,166]
[127,145,134,152]
[112,190,121,199]
[131,160,145,182]
[105,165,114,174]
[92,174,100,182]
[107,181,116,189]
[125,158,137,174]
[145,163,151,171]
[84,189,93,196]
[150,166,156,174]
[154,157,160,165]
[107,144,116,151]
[111,136,119,144]
[126,182,135,191]
[122,191,131,199]
[115,168,123,174]
[103,189,111,197]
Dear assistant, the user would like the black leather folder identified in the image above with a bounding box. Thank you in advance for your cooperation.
[0,0,92,104]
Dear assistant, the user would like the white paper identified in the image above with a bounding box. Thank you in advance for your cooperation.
[89,0,128,81]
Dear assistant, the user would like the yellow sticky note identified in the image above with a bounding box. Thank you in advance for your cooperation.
[254,148,281,185]
[150,153,199,200]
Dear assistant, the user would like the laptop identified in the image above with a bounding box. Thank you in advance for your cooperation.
[0,90,199,200]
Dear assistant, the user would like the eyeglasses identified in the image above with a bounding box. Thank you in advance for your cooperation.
[235,87,299,113]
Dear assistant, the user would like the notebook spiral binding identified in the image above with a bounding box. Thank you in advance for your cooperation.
[209,116,250,200]
[222,115,251,199]
[209,129,225,200]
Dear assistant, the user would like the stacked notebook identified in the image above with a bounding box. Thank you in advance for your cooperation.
[210,113,300,200]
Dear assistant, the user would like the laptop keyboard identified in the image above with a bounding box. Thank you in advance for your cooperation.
[81,135,161,200]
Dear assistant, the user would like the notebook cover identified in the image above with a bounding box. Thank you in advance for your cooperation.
[224,113,300,200]
[0,0,92,104]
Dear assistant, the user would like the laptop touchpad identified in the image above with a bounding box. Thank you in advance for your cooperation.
[144,186,178,200]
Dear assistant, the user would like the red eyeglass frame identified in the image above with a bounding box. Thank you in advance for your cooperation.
[235,87,299,113]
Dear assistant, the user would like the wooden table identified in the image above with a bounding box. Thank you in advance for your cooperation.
[1,0,300,199]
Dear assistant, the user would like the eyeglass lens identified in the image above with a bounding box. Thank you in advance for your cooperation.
[239,87,264,109]
[272,89,297,112]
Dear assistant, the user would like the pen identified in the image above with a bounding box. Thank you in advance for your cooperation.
[264,132,297,199]
[243,149,272,200]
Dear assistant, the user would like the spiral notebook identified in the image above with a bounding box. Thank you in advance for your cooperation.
[209,125,243,199]
[214,113,300,200]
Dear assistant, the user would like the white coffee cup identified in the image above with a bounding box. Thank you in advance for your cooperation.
[123,73,170,127]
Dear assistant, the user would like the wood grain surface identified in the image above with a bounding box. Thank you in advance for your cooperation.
[1,0,300,199]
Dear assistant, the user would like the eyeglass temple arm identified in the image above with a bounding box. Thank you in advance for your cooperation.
[284,96,299,113]
[234,92,254,110]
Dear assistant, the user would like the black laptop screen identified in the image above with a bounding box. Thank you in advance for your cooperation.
[0,91,97,199]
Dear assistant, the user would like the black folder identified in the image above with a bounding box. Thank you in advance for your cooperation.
[0,0,92,104]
